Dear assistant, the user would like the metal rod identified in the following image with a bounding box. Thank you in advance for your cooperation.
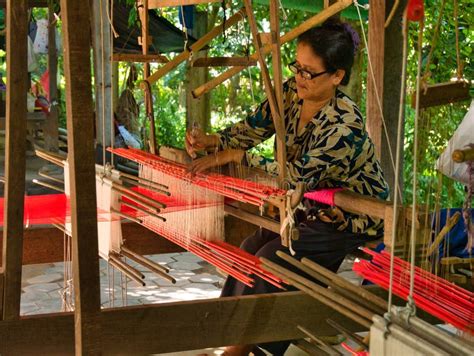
[35,150,65,167]
[299,255,388,311]
[114,190,160,214]
[109,253,145,282]
[119,199,166,222]
[119,171,168,190]
[121,246,169,273]
[261,259,373,328]
[32,179,65,193]
[121,176,170,196]
[38,171,64,185]
[120,248,175,284]
[108,258,145,287]
[112,182,166,209]
[110,208,143,225]
[277,251,386,314]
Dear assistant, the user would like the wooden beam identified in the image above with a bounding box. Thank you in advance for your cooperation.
[0,292,366,354]
[2,0,28,321]
[44,4,59,152]
[0,0,47,7]
[191,57,257,67]
[146,7,246,85]
[224,204,280,234]
[412,81,471,109]
[60,0,102,353]
[111,53,169,63]
[148,0,220,8]
[192,0,354,98]
[366,0,385,157]
[0,272,3,319]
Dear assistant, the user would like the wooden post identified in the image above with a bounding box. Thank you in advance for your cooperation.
[366,0,385,157]
[138,0,157,153]
[44,4,59,152]
[60,0,102,354]
[381,0,407,197]
[2,0,28,321]
[186,10,210,132]
[91,0,113,149]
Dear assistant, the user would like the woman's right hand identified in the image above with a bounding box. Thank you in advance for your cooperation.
[185,127,219,159]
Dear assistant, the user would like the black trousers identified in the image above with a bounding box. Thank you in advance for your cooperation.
[220,220,378,355]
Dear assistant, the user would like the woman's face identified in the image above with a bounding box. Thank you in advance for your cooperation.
[294,43,344,102]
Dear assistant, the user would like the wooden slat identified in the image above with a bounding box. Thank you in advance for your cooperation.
[0,292,366,354]
[44,4,59,152]
[148,0,220,8]
[0,288,440,355]
[111,53,169,63]
[0,0,47,7]
[412,81,471,109]
[192,0,354,98]
[191,57,257,67]
[366,0,385,157]
[224,204,280,234]
[2,0,28,322]
[146,8,246,85]
[60,0,102,353]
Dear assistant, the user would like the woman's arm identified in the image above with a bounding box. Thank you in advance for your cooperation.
[216,98,276,151]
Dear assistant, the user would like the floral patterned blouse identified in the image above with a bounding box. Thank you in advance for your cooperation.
[216,78,390,236]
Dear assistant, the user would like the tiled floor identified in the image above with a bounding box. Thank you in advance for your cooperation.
[20,252,363,355]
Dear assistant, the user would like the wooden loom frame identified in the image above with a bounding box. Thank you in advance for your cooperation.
[0,0,399,354]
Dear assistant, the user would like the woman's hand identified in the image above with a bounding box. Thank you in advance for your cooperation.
[185,127,219,158]
[190,149,245,174]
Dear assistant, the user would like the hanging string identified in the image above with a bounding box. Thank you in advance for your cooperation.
[384,0,400,28]
[354,1,402,203]
[99,0,107,170]
[408,15,425,310]
[108,0,115,167]
[105,0,119,38]
[387,12,409,315]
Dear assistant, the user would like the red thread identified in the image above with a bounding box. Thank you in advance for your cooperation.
[304,188,343,206]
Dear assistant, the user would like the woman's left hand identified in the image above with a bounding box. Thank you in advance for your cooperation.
[190,149,245,174]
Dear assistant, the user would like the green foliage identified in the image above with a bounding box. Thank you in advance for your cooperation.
[403,0,473,208]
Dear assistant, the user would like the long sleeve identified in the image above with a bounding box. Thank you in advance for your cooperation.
[215,98,276,151]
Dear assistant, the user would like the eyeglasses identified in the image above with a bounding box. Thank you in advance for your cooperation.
[288,61,328,80]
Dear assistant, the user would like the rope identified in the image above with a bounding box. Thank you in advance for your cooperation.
[384,0,400,28]
[105,0,119,38]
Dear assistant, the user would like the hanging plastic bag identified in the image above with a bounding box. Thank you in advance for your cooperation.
[27,36,38,72]
[436,100,474,186]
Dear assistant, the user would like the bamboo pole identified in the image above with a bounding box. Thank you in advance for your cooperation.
[426,211,461,256]
[261,259,372,329]
[297,325,342,356]
[38,171,64,185]
[452,148,474,163]
[276,251,386,315]
[299,255,388,311]
[145,7,246,85]
[192,0,353,98]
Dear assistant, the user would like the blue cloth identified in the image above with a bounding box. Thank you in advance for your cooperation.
[432,208,474,258]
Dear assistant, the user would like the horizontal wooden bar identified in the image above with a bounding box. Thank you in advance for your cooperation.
[224,204,280,234]
[0,291,366,354]
[111,53,169,63]
[0,0,47,7]
[191,57,257,67]
[148,0,220,8]
[412,81,471,109]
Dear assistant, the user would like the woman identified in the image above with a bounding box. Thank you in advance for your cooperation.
[187,20,389,355]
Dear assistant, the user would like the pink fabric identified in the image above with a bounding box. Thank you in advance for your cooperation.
[303,188,344,206]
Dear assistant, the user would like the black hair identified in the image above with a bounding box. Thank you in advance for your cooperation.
[297,18,357,86]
